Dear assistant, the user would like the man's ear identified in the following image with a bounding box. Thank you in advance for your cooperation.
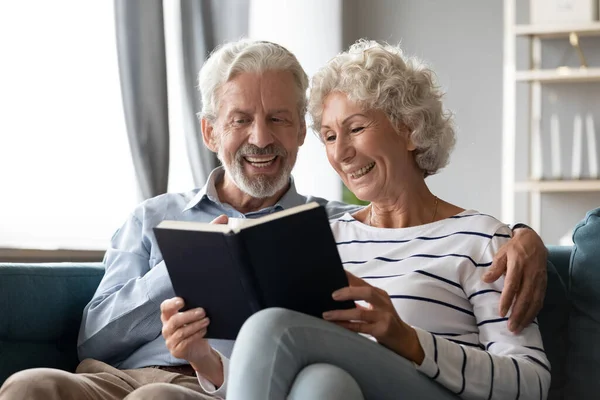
[298,119,307,147]
[201,118,218,153]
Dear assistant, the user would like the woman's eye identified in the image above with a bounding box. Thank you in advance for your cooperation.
[325,134,336,142]
[351,127,364,133]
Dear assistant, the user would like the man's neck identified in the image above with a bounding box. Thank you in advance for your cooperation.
[216,174,289,214]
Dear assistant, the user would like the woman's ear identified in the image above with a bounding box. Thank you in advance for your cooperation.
[201,118,218,153]
[398,122,417,151]
[406,131,417,151]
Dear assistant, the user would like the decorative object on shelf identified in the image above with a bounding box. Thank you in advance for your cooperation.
[531,0,599,24]
[568,32,589,67]
[572,114,584,179]
[550,113,563,179]
[586,113,599,178]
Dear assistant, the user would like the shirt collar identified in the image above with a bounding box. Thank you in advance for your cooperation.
[182,166,306,213]
[182,167,224,212]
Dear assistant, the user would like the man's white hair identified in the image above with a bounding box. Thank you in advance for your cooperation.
[308,39,456,177]
[198,39,309,123]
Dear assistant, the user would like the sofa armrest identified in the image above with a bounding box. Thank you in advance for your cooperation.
[0,263,105,342]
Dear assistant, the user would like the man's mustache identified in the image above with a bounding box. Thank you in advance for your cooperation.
[236,144,287,158]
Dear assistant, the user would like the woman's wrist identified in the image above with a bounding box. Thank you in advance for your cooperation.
[390,324,425,365]
[405,326,425,365]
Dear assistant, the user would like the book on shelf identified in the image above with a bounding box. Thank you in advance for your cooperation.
[153,202,354,340]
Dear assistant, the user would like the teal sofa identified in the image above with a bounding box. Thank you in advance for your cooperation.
[1,208,599,399]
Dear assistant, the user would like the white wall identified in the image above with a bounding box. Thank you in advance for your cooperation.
[342,0,599,243]
[249,0,343,201]
[343,0,505,218]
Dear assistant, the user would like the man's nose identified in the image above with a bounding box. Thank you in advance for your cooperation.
[248,118,275,148]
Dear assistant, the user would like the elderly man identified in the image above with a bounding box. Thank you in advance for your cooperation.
[0,39,547,400]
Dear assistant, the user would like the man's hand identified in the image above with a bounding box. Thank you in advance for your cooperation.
[482,227,548,333]
[160,297,224,386]
[211,214,228,224]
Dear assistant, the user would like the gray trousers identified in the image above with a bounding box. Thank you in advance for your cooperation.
[228,308,459,400]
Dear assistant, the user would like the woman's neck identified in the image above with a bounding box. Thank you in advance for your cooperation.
[355,179,438,229]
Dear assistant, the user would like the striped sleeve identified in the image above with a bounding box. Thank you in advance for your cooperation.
[415,225,551,399]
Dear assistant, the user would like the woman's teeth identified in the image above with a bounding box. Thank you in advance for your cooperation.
[351,162,375,179]
[245,156,277,167]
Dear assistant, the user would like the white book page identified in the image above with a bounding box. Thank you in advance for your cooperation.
[155,202,320,233]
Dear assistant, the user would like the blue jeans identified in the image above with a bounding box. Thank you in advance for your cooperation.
[228,308,458,400]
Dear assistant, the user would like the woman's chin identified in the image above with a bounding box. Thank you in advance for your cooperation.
[348,188,373,204]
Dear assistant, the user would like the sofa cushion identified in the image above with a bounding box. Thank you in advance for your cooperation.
[0,263,105,384]
[566,208,600,399]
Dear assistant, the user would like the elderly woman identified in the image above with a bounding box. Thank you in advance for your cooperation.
[225,41,551,400]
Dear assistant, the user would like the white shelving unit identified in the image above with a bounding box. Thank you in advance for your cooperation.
[502,1,600,233]
[515,67,600,82]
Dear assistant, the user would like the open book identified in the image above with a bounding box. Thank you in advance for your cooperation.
[153,202,354,340]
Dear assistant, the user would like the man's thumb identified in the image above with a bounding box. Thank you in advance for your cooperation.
[211,214,229,225]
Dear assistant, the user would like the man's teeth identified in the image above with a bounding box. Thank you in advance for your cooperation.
[245,156,277,167]
[351,162,375,179]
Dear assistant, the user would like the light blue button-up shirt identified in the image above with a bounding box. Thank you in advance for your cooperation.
[77,167,360,369]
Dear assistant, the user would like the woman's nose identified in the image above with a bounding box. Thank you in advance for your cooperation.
[334,135,354,163]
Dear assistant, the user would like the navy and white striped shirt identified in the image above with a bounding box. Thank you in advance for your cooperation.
[331,210,550,400]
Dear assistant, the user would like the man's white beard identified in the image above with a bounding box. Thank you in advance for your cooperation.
[219,144,294,199]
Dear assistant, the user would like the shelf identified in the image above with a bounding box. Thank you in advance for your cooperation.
[514,180,600,192]
[515,67,600,82]
[514,22,600,38]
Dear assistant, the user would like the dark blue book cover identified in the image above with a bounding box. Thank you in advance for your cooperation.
[154,203,354,340]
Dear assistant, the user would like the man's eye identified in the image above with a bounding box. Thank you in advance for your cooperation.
[233,118,249,125]
[271,117,284,123]
[351,127,364,133]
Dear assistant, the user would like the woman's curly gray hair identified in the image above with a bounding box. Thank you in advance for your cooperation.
[308,40,456,177]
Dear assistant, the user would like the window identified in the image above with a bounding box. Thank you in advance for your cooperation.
[0,1,138,250]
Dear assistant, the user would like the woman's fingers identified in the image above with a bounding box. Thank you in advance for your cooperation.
[323,306,377,323]
[334,321,373,335]
[333,285,390,308]
[345,271,370,287]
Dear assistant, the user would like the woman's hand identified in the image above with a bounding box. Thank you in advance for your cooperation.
[323,272,424,364]
[160,297,224,386]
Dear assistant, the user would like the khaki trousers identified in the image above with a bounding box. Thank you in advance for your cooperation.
[0,359,219,400]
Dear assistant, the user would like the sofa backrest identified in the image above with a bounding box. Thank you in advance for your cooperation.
[543,247,571,399]
[0,263,104,384]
